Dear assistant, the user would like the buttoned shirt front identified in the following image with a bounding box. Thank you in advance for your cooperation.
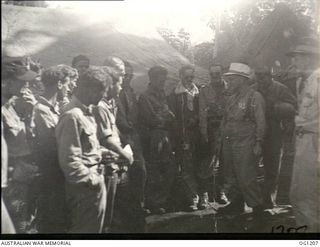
[56,96,102,184]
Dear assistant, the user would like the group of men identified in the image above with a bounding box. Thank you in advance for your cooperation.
[1,37,319,234]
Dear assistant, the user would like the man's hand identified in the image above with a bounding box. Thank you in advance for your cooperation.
[253,141,262,156]
[122,151,134,165]
[21,88,38,107]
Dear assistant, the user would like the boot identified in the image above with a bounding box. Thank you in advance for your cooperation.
[216,192,229,205]
[186,195,199,212]
[198,192,210,210]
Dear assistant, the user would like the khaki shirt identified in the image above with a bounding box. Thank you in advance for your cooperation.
[222,87,266,141]
[56,96,102,185]
[295,68,320,134]
[1,97,32,158]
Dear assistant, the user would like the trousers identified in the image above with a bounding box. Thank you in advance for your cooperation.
[66,174,106,233]
[222,134,263,207]
[290,133,320,232]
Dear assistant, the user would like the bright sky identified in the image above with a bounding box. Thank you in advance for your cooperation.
[46,0,242,45]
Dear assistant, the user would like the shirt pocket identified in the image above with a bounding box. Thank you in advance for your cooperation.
[81,124,99,153]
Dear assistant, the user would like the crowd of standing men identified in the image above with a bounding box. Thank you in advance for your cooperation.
[1,37,319,234]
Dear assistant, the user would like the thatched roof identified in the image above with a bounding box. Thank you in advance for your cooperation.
[2,5,209,95]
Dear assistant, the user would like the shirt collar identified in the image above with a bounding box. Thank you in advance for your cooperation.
[70,95,93,116]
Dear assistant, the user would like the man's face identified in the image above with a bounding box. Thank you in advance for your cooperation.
[180,69,194,88]
[209,66,222,86]
[107,77,122,100]
[151,73,167,91]
[224,75,244,94]
[74,60,90,76]
[57,76,74,101]
[123,66,133,86]
[255,71,272,93]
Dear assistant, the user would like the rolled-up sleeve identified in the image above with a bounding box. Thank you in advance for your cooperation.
[55,113,91,184]
[252,91,266,142]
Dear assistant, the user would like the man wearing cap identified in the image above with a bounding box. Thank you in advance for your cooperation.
[198,64,229,207]
[1,56,39,233]
[219,62,266,216]
[72,55,90,77]
[32,65,78,233]
[287,38,320,232]
[167,65,201,211]
[254,65,296,209]
[138,66,176,214]
[55,67,110,233]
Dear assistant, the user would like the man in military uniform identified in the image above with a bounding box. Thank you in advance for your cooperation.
[1,57,39,233]
[55,67,110,233]
[32,65,78,233]
[254,65,296,209]
[167,65,200,211]
[198,64,228,207]
[288,38,320,232]
[219,63,266,216]
[138,66,176,214]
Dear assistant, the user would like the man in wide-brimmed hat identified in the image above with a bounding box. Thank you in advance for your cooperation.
[218,62,267,218]
[287,37,320,232]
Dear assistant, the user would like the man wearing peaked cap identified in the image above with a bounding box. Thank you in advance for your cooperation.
[218,62,267,218]
[288,37,320,232]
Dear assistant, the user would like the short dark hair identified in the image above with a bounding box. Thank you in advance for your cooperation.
[148,66,168,81]
[123,60,133,72]
[179,65,194,77]
[72,55,90,67]
[78,67,112,89]
[42,64,78,88]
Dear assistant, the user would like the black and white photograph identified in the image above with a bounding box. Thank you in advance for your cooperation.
[1,0,319,240]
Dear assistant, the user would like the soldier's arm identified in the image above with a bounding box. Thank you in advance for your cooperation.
[55,113,95,185]
[198,89,208,138]
[252,91,266,142]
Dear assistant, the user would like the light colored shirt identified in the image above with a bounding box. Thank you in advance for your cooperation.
[55,96,102,185]
[1,97,32,158]
[295,68,320,133]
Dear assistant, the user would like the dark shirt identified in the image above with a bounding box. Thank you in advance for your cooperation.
[257,80,297,122]
[138,85,175,130]
[117,86,139,135]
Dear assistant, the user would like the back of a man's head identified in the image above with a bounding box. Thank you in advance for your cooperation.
[72,55,90,67]
[42,64,78,88]
[179,65,194,77]
[78,67,112,90]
